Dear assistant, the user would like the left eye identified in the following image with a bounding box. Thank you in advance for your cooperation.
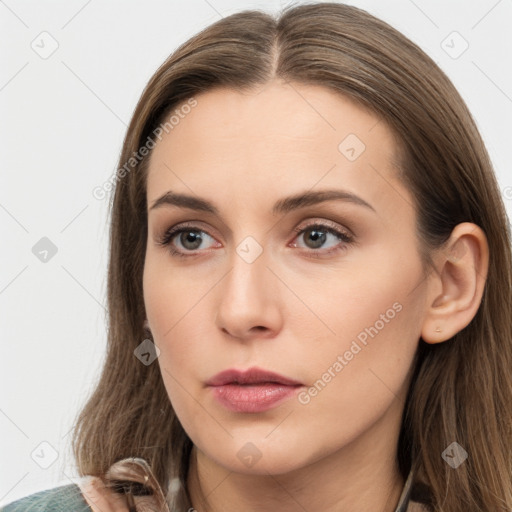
[156,222,354,258]
[291,224,353,252]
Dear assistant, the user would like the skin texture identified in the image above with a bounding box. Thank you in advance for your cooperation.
[142,79,489,512]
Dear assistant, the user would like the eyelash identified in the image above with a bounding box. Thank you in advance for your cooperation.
[156,221,354,259]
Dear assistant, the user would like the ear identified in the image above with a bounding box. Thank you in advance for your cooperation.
[421,222,489,344]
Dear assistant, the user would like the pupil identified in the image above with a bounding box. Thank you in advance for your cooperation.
[307,228,326,249]
[181,231,202,250]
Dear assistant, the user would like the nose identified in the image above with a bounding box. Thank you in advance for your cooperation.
[215,247,283,341]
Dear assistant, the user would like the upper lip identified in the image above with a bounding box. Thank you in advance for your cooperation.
[206,366,303,386]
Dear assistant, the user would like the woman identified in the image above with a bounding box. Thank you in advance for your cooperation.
[2,2,510,511]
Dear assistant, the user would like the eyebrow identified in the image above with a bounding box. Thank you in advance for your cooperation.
[149,189,376,216]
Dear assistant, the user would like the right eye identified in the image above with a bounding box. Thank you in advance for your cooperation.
[156,224,220,258]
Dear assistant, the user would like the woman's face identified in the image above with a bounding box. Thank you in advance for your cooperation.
[143,80,430,475]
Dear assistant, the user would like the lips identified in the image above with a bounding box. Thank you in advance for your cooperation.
[206,367,303,413]
[205,366,303,387]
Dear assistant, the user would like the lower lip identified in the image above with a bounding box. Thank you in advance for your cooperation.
[209,383,302,413]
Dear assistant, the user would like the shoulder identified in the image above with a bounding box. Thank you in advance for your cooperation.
[0,483,91,512]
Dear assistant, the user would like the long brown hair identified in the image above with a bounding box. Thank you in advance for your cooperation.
[71,3,512,511]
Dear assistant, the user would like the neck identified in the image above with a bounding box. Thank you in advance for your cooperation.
[186,406,406,512]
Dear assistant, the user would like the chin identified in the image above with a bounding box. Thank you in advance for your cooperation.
[198,434,314,476]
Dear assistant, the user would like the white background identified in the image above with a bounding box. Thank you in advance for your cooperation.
[1,0,511,505]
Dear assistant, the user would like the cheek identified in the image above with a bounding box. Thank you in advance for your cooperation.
[292,297,421,453]
[143,260,204,400]
[143,271,208,428]
[142,257,221,396]
[143,252,212,341]
[289,256,404,351]
[293,250,424,407]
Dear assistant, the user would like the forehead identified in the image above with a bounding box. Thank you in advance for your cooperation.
[146,80,413,221]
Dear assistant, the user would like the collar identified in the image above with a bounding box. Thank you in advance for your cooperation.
[394,469,414,512]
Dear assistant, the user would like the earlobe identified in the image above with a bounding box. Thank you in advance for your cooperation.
[421,223,489,344]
